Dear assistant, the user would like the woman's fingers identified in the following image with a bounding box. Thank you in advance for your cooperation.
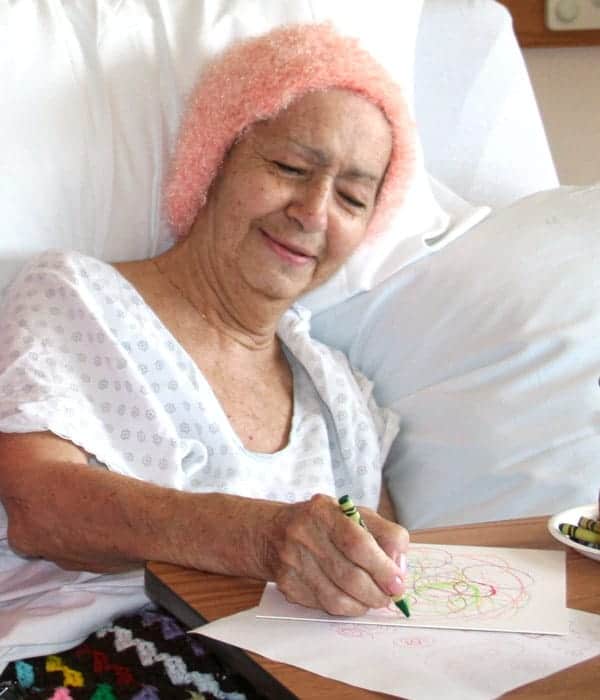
[329,505,408,602]
[358,507,410,585]
[362,509,410,559]
[311,529,392,610]
[277,559,369,617]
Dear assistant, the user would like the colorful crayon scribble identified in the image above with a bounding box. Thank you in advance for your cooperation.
[405,546,533,621]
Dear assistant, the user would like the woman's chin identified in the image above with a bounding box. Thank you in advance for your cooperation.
[245,269,314,304]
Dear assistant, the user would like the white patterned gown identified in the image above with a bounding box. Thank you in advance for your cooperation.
[0,250,399,669]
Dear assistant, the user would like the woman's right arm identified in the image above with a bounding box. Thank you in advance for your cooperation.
[0,431,274,576]
[0,431,408,615]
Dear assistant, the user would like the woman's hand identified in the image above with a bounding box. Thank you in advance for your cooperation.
[261,493,409,616]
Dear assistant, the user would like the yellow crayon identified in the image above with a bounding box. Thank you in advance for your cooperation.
[338,494,365,527]
[559,523,600,545]
[577,516,600,534]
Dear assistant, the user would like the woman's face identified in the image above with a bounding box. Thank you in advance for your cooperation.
[197,89,392,304]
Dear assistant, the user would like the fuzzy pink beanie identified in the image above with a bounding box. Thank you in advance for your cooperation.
[164,23,416,239]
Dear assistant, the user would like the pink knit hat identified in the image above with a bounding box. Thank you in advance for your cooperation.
[164,23,416,239]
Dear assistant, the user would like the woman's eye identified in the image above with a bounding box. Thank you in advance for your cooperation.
[340,192,366,209]
[274,161,305,175]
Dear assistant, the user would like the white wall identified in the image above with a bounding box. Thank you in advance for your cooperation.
[523,46,600,186]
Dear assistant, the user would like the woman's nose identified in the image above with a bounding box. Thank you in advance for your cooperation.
[286,180,330,233]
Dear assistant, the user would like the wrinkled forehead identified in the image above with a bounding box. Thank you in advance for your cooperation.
[246,89,393,178]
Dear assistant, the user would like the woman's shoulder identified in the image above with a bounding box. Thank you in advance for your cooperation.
[6,249,113,290]
[4,250,139,306]
[0,249,148,337]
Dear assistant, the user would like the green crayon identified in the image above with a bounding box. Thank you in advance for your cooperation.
[578,516,600,534]
[559,522,600,545]
[393,596,411,617]
[338,495,410,618]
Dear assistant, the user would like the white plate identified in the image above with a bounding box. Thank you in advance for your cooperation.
[547,504,600,563]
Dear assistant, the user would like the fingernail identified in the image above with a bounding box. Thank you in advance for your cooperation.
[396,552,407,576]
[390,575,405,596]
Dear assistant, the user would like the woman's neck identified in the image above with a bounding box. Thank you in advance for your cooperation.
[152,237,290,353]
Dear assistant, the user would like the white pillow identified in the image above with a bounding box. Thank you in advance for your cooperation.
[0,0,467,303]
[310,185,600,528]
[415,0,559,207]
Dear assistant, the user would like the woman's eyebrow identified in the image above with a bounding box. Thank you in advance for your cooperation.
[342,167,380,185]
[287,138,380,184]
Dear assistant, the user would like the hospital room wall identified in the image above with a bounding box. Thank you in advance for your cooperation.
[523,46,600,186]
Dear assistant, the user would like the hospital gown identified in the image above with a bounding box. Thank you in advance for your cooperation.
[0,249,399,668]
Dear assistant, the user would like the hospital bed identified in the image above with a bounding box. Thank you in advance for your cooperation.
[0,0,597,535]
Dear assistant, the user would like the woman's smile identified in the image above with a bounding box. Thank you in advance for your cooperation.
[260,228,318,267]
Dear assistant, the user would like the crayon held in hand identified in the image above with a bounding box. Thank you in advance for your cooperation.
[338,493,366,527]
[338,495,410,618]
[558,522,600,545]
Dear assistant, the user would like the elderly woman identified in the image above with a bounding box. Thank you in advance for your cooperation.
[0,23,414,687]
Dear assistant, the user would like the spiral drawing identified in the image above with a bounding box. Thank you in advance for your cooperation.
[405,546,534,621]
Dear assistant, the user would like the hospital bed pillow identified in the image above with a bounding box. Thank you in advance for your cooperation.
[0,0,476,304]
[415,0,559,208]
[310,185,600,529]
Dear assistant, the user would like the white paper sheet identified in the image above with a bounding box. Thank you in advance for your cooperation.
[258,544,568,635]
[194,608,600,700]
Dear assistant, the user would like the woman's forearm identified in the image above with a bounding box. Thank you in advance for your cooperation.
[1,452,276,577]
[0,433,410,617]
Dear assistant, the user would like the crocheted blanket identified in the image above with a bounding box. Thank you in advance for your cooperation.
[0,606,264,700]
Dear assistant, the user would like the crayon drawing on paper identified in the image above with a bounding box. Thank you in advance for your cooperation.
[257,543,568,635]
[405,545,533,621]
